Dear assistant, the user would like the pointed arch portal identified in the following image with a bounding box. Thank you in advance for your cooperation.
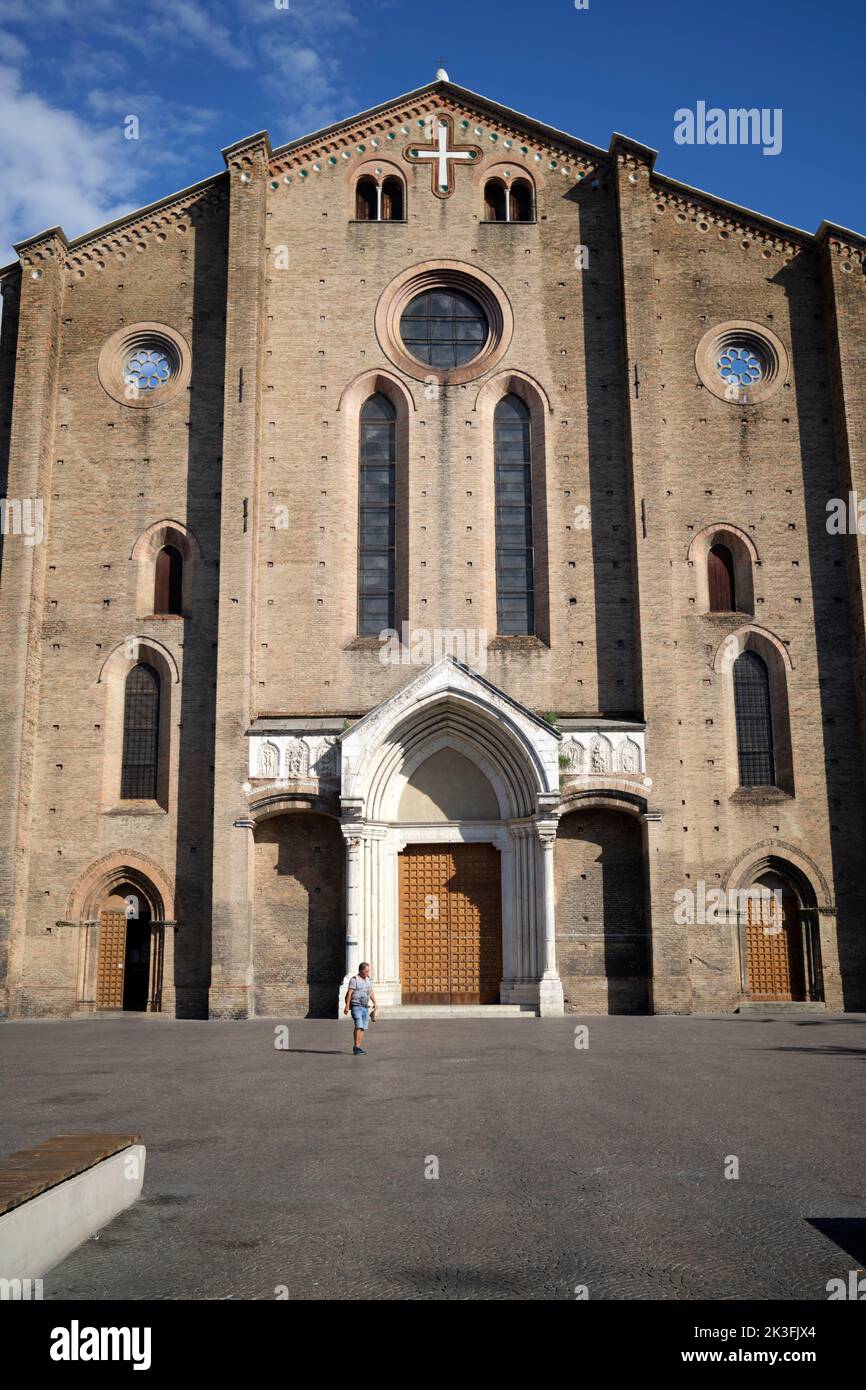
[337,656,565,1014]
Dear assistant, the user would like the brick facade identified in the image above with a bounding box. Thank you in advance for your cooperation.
[1,79,864,1019]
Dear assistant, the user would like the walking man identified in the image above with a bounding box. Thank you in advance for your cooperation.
[344,962,376,1056]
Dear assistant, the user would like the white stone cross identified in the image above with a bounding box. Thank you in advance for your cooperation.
[411,118,478,192]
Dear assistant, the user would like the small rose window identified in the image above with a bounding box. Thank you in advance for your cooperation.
[124,346,174,392]
[717,344,764,388]
[98,322,190,409]
[696,322,787,405]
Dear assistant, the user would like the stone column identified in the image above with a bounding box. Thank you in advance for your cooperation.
[499,834,516,988]
[338,829,362,1018]
[535,819,564,1017]
[207,131,271,1019]
[340,826,396,1010]
[382,840,401,998]
[505,821,535,1002]
[0,230,66,1017]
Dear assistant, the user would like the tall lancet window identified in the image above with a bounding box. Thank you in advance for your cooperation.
[733,650,775,787]
[494,394,534,635]
[358,393,396,637]
[120,663,160,799]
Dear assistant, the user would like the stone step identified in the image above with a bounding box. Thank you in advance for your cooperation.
[376,1004,537,1019]
[735,1001,827,1014]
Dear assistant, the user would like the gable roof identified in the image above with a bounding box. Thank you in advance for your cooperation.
[269,77,608,165]
[2,77,863,280]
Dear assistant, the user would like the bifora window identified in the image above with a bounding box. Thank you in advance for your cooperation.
[399,288,488,369]
[494,394,535,635]
[357,394,396,637]
[120,663,161,800]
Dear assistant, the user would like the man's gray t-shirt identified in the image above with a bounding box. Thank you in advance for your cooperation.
[349,975,373,1006]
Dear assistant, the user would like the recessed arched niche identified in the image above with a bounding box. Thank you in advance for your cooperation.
[397,749,500,822]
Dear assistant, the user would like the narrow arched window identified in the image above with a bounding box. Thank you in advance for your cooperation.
[495,394,534,635]
[484,179,507,222]
[510,179,533,221]
[381,176,404,221]
[355,177,378,221]
[733,650,774,787]
[120,664,160,800]
[154,544,183,615]
[358,394,396,637]
[708,543,735,612]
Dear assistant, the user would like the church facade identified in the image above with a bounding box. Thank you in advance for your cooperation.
[1,77,865,1021]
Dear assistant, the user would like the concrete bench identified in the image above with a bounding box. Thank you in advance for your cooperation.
[0,1134,145,1281]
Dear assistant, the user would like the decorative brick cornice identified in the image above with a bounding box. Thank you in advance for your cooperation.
[0,179,229,283]
[650,179,810,259]
[64,179,228,282]
[268,90,605,188]
[13,226,68,268]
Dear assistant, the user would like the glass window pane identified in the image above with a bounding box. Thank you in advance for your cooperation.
[495,396,534,636]
[361,425,394,459]
[400,288,488,369]
[360,393,396,421]
[360,469,394,502]
[360,513,392,544]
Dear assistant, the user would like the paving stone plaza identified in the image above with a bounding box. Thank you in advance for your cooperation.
[2,1012,863,1301]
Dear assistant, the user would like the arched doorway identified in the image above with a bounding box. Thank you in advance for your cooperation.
[95,882,153,1012]
[339,656,565,1014]
[555,807,649,1013]
[69,853,173,1014]
[741,869,820,1002]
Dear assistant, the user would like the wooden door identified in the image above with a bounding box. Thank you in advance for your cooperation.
[745,888,805,1002]
[399,844,502,1004]
[96,910,128,1010]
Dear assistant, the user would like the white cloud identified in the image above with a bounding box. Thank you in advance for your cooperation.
[85,87,218,159]
[265,41,354,136]
[2,0,254,69]
[0,28,29,64]
[146,0,254,70]
[0,63,141,264]
[240,0,359,33]
[57,41,129,90]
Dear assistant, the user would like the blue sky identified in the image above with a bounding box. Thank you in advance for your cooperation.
[1,0,864,264]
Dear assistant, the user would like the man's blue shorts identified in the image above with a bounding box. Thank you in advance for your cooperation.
[351,1005,369,1031]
